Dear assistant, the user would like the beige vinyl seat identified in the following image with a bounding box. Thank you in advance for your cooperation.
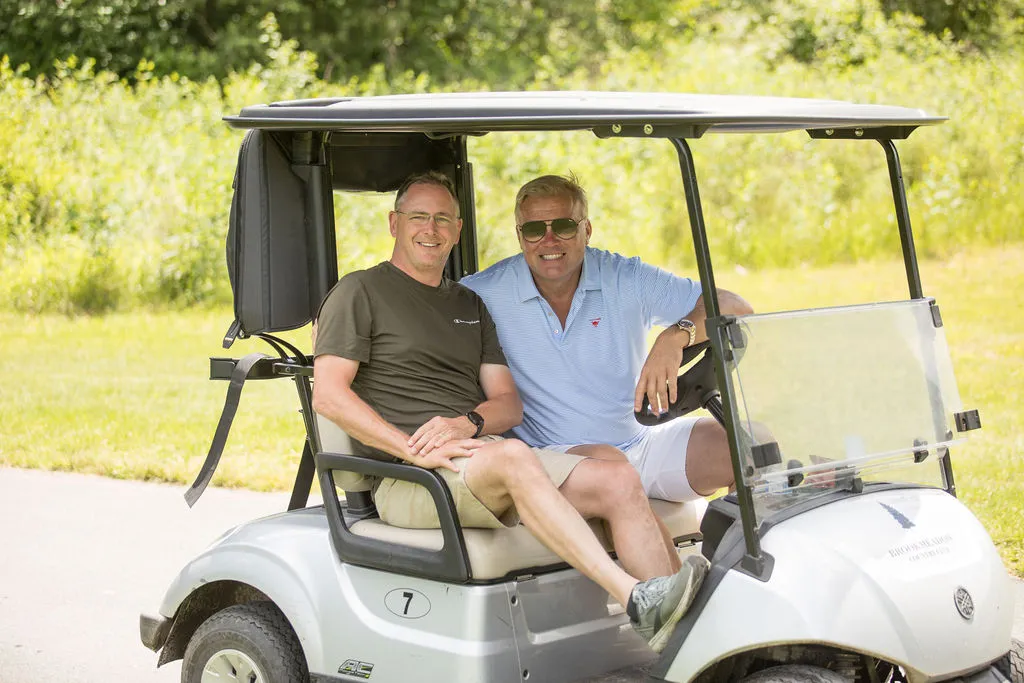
[316,414,705,580]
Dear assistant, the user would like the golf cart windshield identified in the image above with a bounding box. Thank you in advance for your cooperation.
[723,298,964,523]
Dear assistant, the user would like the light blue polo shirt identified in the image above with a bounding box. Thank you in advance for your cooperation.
[461,247,701,450]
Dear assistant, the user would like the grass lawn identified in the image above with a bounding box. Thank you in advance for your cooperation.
[1,245,1021,574]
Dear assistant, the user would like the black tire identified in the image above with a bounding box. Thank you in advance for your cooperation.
[181,601,309,683]
[741,665,849,683]
[995,638,1024,683]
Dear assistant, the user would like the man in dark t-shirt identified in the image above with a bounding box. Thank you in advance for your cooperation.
[312,172,707,653]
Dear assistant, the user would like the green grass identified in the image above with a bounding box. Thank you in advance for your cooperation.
[0,246,1021,574]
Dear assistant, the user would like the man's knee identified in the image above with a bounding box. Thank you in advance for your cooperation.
[469,439,545,489]
[685,418,735,492]
[576,459,647,512]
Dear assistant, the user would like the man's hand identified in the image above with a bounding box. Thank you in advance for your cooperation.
[634,326,688,414]
[412,438,486,472]
[409,415,477,455]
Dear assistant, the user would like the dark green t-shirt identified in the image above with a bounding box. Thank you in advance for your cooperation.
[315,261,507,456]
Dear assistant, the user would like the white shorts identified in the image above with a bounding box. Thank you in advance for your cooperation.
[543,417,701,502]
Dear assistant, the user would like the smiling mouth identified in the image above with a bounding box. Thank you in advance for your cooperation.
[540,254,564,261]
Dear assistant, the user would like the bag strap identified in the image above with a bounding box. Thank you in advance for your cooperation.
[184,352,269,507]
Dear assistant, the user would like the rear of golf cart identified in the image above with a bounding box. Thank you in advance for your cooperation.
[138,92,1020,683]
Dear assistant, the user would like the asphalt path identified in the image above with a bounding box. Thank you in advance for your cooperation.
[1,467,1022,683]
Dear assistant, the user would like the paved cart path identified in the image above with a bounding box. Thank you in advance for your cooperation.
[0,467,300,683]
[1,467,1022,683]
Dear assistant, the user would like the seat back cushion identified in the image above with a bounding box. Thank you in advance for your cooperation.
[315,413,373,492]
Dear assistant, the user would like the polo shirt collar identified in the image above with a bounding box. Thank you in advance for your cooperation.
[513,247,602,303]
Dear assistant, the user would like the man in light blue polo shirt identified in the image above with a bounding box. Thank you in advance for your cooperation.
[461,174,752,503]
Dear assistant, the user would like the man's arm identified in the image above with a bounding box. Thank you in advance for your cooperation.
[634,289,754,413]
[409,363,523,455]
[313,354,479,472]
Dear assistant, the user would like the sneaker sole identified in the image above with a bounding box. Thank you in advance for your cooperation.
[647,558,708,653]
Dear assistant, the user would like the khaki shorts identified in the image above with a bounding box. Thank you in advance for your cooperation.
[373,436,585,529]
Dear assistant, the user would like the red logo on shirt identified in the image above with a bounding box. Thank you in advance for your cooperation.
[590,318,601,327]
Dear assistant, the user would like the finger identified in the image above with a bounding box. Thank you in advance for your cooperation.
[667,369,679,404]
[451,438,485,450]
[410,430,434,453]
[634,376,647,412]
[408,419,437,446]
[656,378,670,416]
[424,431,451,455]
[647,376,661,413]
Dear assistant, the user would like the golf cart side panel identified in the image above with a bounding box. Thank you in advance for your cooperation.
[667,489,1013,682]
[157,510,332,672]
[157,509,654,682]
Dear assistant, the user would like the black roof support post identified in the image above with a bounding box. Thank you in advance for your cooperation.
[879,139,958,496]
[670,137,764,573]
[446,136,479,281]
[879,139,925,300]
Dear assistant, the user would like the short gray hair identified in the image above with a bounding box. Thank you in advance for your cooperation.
[394,171,459,214]
[514,173,588,224]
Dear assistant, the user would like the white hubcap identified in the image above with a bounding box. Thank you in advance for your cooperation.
[202,648,264,683]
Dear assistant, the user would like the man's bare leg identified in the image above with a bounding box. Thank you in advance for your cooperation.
[561,446,677,578]
[684,418,735,496]
[567,444,682,573]
[462,440,637,606]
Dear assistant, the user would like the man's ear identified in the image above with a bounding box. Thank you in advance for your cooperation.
[388,211,398,238]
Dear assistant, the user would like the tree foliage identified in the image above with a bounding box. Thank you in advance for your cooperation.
[0,0,687,85]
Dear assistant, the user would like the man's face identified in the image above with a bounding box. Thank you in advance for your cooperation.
[517,194,591,291]
[389,183,462,275]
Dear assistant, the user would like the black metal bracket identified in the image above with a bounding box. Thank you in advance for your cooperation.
[595,123,709,139]
[930,300,943,328]
[807,126,919,140]
[913,438,930,464]
[751,442,782,469]
[954,409,982,432]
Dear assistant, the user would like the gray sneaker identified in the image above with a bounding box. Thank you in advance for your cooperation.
[628,554,709,653]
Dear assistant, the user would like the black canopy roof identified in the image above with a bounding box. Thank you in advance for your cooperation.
[225,91,944,137]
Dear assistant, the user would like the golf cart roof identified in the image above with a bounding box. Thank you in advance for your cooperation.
[225,91,944,137]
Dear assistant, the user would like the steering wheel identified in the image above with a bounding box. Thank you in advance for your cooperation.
[634,341,720,426]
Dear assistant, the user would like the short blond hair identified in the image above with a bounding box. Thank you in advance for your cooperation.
[514,173,588,224]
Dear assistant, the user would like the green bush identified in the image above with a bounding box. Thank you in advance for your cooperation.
[0,3,1022,312]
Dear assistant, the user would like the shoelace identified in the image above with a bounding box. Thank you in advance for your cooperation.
[632,575,674,615]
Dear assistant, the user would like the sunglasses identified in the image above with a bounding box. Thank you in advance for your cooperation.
[517,217,582,243]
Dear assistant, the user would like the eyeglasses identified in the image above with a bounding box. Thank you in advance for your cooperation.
[517,217,582,243]
[396,211,457,228]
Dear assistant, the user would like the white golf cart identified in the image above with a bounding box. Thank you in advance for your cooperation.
[139,92,1023,683]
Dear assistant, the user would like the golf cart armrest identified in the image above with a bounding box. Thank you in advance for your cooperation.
[316,452,471,583]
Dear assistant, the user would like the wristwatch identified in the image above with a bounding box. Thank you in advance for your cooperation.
[465,410,485,438]
[675,318,697,348]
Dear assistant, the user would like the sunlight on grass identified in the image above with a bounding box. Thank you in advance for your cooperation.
[0,245,1021,573]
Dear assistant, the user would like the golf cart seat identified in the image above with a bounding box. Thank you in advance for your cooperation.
[316,413,705,581]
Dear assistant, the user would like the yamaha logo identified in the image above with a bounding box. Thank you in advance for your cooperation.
[954,586,974,621]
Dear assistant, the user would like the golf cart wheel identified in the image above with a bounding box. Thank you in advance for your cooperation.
[995,638,1024,683]
[741,664,848,683]
[182,601,308,683]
